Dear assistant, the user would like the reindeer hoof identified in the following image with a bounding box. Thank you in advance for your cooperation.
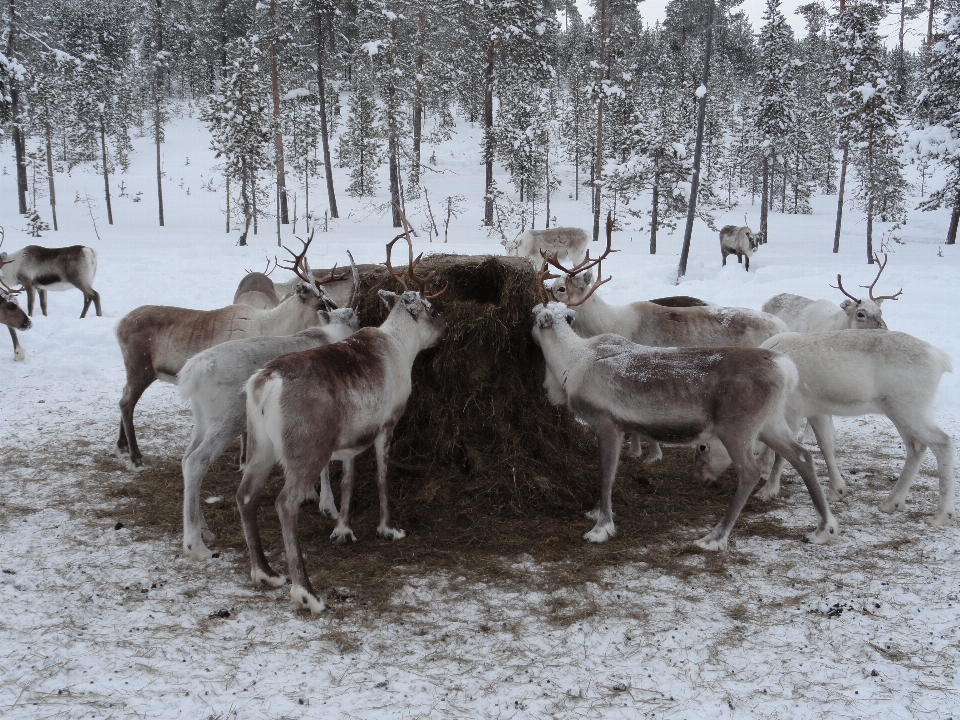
[583,522,615,543]
[694,535,727,551]
[879,497,904,514]
[827,486,848,503]
[251,567,286,588]
[804,518,839,544]
[201,528,217,543]
[14,349,25,362]
[290,585,326,614]
[304,486,320,505]
[584,508,601,521]
[754,485,780,502]
[183,539,215,561]
[330,527,356,544]
[377,525,406,541]
[926,509,957,527]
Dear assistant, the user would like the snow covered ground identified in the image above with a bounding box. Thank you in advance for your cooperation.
[1,109,959,718]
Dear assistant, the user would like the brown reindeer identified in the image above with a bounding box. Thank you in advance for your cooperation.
[0,230,101,318]
[234,260,281,310]
[113,232,343,468]
[237,215,448,614]
[0,247,31,361]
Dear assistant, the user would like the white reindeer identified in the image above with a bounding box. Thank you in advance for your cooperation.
[693,330,956,527]
[177,309,360,560]
[547,223,787,464]
[762,254,900,332]
[113,233,340,468]
[501,226,589,268]
[530,298,837,550]
[236,223,448,614]
[719,224,758,271]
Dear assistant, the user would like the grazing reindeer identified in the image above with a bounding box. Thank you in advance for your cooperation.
[273,253,372,310]
[530,286,837,550]
[501,226,589,268]
[719,224,758,270]
[693,330,956,527]
[178,308,360,560]
[0,230,101,317]
[114,232,343,468]
[763,254,900,332]
[237,220,448,614]
[547,224,787,464]
[234,260,280,310]
[0,256,31,361]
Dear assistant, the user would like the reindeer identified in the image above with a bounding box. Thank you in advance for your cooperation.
[501,226,589,268]
[0,230,101,318]
[178,308,360,560]
[113,232,345,468]
[719,224,758,271]
[236,215,448,613]
[233,260,281,310]
[547,226,787,464]
[693,330,956,527]
[0,254,31,361]
[273,255,375,309]
[530,233,837,549]
[763,254,900,332]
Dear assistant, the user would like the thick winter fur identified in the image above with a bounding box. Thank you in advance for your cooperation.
[530,303,837,550]
[0,245,101,317]
[551,271,788,463]
[502,227,589,268]
[695,331,956,527]
[719,225,758,271]
[237,290,447,613]
[113,283,331,467]
[274,264,380,309]
[233,272,281,310]
[1,292,31,361]
[177,309,359,560]
[762,292,887,331]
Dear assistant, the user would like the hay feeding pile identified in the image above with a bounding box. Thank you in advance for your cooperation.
[108,254,788,607]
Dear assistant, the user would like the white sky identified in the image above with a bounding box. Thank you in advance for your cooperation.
[572,0,931,51]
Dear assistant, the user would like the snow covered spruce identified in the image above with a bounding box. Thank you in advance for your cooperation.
[177,308,360,561]
[693,330,956,527]
[113,232,340,469]
[236,229,448,614]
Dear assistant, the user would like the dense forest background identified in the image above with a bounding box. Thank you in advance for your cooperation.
[2,0,960,259]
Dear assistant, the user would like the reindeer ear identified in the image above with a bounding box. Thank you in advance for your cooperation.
[0,252,7,261]
[378,289,399,310]
[581,270,594,285]
[295,281,319,299]
[532,306,554,329]
[317,309,331,324]
[400,290,421,318]
[563,308,577,325]
[874,298,884,306]
[839,299,854,311]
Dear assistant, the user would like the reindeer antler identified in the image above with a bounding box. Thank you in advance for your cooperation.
[245,257,278,276]
[860,253,903,302]
[540,212,614,307]
[346,249,361,310]
[0,227,22,298]
[385,204,448,300]
[535,261,560,306]
[279,230,344,309]
[829,274,860,303]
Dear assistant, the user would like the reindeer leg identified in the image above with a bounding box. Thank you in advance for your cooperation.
[644,441,664,465]
[9,327,24,362]
[39,289,48,316]
[25,285,36,317]
[91,289,102,317]
[761,423,838,545]
[317,465,339,519]
[696,435,763,551]
[276,458,327,614]
[182,430,232,560]
[116,372,155,468]
[756,453,787,501]
[744,256,750,271]
[236,432,286,589]
[584,422,622,543]
[330,456,357,544]
[882,418,955,525]
[809,415,846,502]
[374,429,405,540]
[239,431,247,470]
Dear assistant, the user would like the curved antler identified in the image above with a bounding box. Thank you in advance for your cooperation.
[387,204,448,300]
[279,229,319,292]
[829,274,860,303]
[535,261,560,306]
[861,253,902,302]
[244,257,277,276]
[541,212,614,306]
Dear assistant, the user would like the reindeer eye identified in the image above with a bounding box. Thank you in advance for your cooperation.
[557,287,565,294]
[698,444,707,452]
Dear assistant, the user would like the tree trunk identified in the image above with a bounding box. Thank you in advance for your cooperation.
[760,155,769,244]
[592,0,609,244]
[411,9,424,189]
[314,11,338,218]
[833,143,848,253]
[99,114,114,225]
[388,19,402,228]
[269,0,289,224]
[946,188,959,245]
[866,196,874,263]
[154,0,165,226]
[677,0,714,280]
[483,39,496,226]
[650,167,660,254]
[226,175,230,234]
[7,0,28,215]
[239,159,250,245]
[44,116,58,231]
[545,144,550,228]
[928,0,934,48]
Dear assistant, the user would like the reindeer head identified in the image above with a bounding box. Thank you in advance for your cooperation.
[279,230,344,315]
[830,253,901,330]
[541,212,615,308]
[319,307,361,333]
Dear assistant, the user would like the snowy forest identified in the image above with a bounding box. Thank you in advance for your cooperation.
[2,0,960,262]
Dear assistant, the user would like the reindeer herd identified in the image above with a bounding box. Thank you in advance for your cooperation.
[0,214,955,615]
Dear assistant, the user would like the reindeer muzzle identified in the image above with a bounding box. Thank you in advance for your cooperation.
[20,318,32,330]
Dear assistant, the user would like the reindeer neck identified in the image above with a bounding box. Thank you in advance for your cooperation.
[571,293,621,336]
[263,296,315,334]
[379,309,426,367]
[538,317,592,379]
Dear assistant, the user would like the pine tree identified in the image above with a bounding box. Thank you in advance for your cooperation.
[914,11,960,244]
[339,61,383,198]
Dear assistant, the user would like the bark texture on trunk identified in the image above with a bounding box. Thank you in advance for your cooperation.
[833,144,849,254]
[44,117,58,230]
[947,188,960,245]
[99,114,114,225]
[315,11,338,218]
[483,39,496,226]
[269,0,289,224]
[7,0,28,215]
[592,0,608,244]
[650,168,659,254]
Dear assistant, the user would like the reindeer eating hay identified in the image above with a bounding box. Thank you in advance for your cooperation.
[0,249,31,362]
[532,214,837,549]
[237,213,449,614]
